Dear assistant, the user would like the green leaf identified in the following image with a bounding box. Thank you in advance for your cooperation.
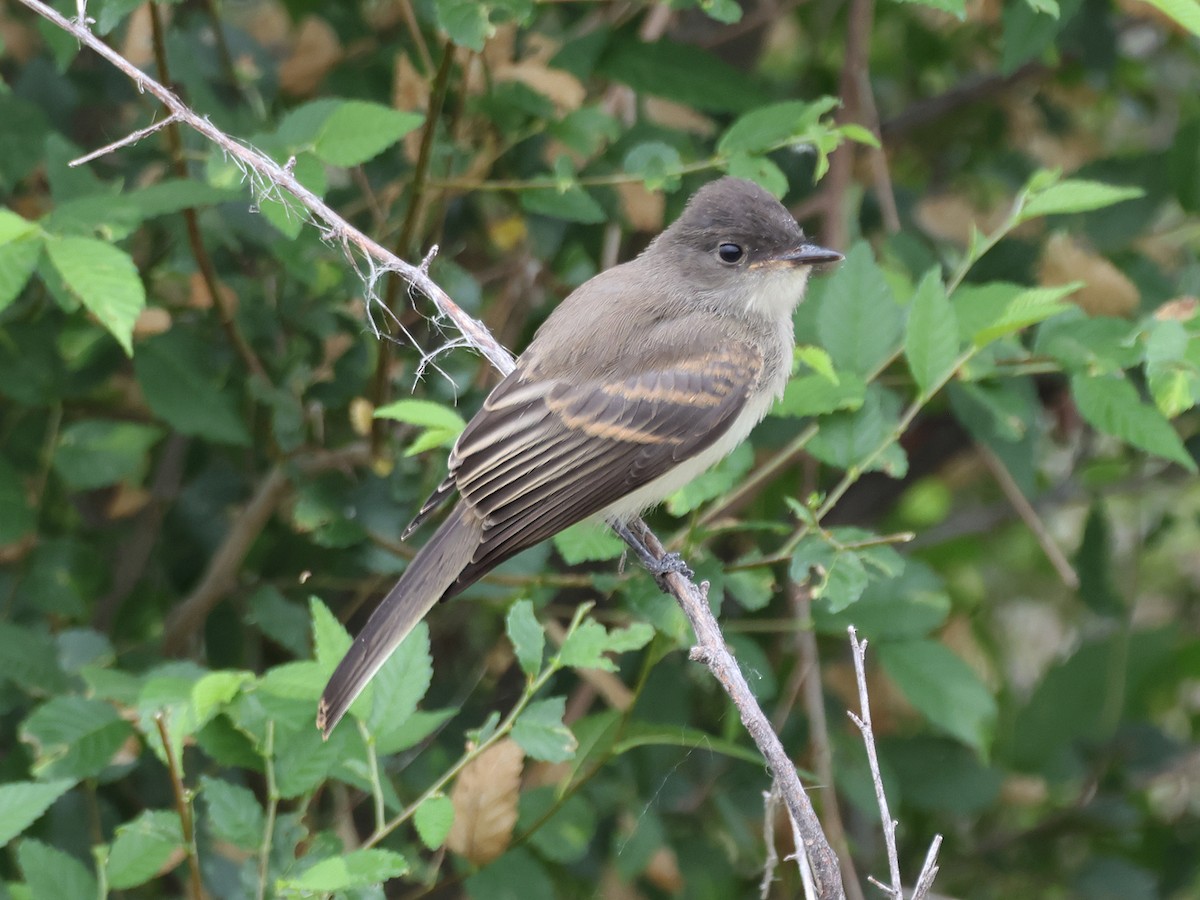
[1019,178,1146,221]
[280,848,409,892]
[134,330,251,446]
[0,207,37,243]
[18,838,98,900]
[558,618,654,672]
[718,98,839,156]
[0,780,74,847]
[789,537,870,613]
[1138,0,1200,38]
[436,0,491,50]
[21,695,132,781]
[1074,503,1123,617]
[891,0,966,16]
[376,398,466,455]
[367,621,432,736]
[953,282,1076,347]
[310,596,352,672]
[1071,374,1196,470]
[44,236,145,355]
[774,371,867,418]
[52,419,163,490]
[796,345,838,381]
[816,243,903,377]
[623,141,683,191]
[723,153,788,198]
[552,520,625,563]
[813,560,950,640]
[1033,311,1139,374]
[518,788,596,863]
[507,599,546,678]
[807,385,908,477]
[0,455,35,544]
[598,39,760,113]
[105,810,184,889]
[192,671,254,724]
[0,235,42,312]
[414,794,455,850]
[512,697,577,762]
[905,269,960,394]
[200,776,264,851]
[520,185,606,223]
[256,152,325,239]
[877,639,997,756]
[313,101,424,167]
[666,441,754,515]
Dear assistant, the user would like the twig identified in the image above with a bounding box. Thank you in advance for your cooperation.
[760,787,781,900]
[976,440,1079,589]
[847,627,942,900]
[145,0,270,384]
[794,584,866,900]
[255,720,278,900]
[161,443,371,654]
[630,524,844,900]
[154,712,206,900]
[70,114,180,166]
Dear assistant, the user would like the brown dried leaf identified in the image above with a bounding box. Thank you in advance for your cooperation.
[914,193,1008,246]
[447,738,524,865]
[279,16,343,97]
[188,272,237,312]
[133,306,172,339]
[644,846,684,894]
[106,484,152,520]
[119,3,157,69]
[348,397,374,437]
[494,61,586,113]
[1038,232,1139,318]
[0,8,41,64]
[643,97,716,136]
[227,0,291,50]
[1154,297,1199,321]
[617,182,665,233]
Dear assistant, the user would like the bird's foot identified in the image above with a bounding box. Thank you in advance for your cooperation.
[609,520,693,589]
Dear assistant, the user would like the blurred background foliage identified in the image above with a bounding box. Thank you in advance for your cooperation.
[1,0,1199,896]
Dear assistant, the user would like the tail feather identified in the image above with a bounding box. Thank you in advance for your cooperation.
[317,504,482,738]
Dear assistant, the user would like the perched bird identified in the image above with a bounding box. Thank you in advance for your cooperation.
[318,177,842,736]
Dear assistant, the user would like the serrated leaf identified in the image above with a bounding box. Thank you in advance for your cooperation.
[414,794,455,850]
[816,243,903,377]
[279,848,409,891]
[312,102,423,167]
[877,639,998,756]
[45,236,144,355]
[134,330,251,446]
[0,780,74,847]
[790,537,870,613]
[807,385,908,477]
[52,420,163,491]
[796,345,838,382]
[955,282,1076,347]
[905,269,960,394]
[558,620,616,672]
[552,520,625,564]
[724,153,788,198]
[518,788,596,864]
[0,236,42,312]
[718,98,839,156]
[310,596,351,672]
[597,39,759,113]
[520,185,606,223]
[512,697,577,762]
[18,837,98,900]
[367,621,432,735]
[666,441,754,515]
[1019,178,1145,221]
[774,371,867,417]
[21,695,132,780]
[0,208,37,243]
[192,671,253,724]
[506,599,545,678]
[623,141,683,191]
[1071,374,1196,470]
[200,776,264,851]
[105,810,183,889]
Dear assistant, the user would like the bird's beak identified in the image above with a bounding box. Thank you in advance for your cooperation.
[774,242,844,265]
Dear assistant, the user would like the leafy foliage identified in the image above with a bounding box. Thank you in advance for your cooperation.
[1,0,1199,897]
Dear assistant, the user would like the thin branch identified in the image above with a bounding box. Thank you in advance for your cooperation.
[794,583,866,900]
[255,720,278,900]
[846,628,902,898]
[155,712,206,900]
[146,0,270,384]
[161,443,371,654]
[760,787,782,900]
[69,113,180,166]
[628,524,844,900]
[976,440,1079,589]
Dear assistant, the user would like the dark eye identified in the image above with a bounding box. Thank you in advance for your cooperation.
[717,242,744,264]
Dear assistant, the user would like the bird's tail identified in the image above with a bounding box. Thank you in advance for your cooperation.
[317,504,482,738]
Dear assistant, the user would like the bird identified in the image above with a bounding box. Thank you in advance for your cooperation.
[317,176,842,737]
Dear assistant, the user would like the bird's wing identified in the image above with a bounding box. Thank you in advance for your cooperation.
[440,339,765,591]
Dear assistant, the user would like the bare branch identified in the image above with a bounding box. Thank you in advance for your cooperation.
[70,113,181,167]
